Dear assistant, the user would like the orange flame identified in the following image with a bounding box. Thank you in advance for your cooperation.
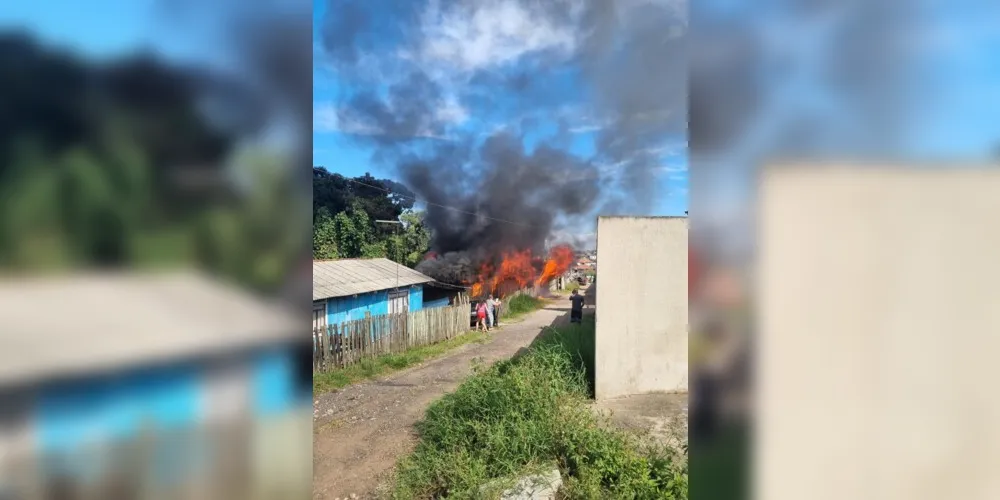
[536,245,574,286]
[492,249,535,297]
[463,245,575,299]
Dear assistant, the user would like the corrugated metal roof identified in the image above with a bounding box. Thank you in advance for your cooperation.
[313,258,435,300]
[0,271,299,387]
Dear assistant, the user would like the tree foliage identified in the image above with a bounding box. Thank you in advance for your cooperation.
[0,32,306,294]
[312,167,431,267]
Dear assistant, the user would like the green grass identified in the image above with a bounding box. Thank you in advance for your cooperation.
[499,293,546,322]
[313,330,489,394]
[564,281,581,293]
[390,317,688,499]
[533,315,597,396]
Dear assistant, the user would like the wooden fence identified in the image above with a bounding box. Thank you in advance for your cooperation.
[312,303,470,371]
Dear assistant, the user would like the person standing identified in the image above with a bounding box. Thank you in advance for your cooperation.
[485,294,496,330]
[492,296,502,327]
[476,300,488,332]
[569,289,585,323]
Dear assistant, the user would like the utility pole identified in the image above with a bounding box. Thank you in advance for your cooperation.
[375,219,404,313]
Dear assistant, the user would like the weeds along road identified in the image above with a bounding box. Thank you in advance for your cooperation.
[312,288,592,500]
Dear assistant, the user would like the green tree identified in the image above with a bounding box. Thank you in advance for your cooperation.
[332,210,365,258]
[0,33,308,295]
[310,168,433,265]
[313,207,339,259]
[399,211,431,267]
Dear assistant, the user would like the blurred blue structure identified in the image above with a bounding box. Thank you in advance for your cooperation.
[0,272,306,492]
[312,258,437,330]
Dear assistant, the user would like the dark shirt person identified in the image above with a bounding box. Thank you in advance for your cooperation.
[569,289,585,323]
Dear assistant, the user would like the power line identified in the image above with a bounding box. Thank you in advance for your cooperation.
[343,177,538,228]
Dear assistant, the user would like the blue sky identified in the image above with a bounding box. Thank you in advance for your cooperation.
[909,1,1000,159]
[313,0,690,228]
[0,0,205,62]
[7,0,1000,230]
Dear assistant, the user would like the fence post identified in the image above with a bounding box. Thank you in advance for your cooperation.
[317,326,325,371]
[363,312,372,360]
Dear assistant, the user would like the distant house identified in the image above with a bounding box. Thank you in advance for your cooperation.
[0,271,307,495]
[312,258,436,332]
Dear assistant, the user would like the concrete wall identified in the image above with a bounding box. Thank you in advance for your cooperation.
[595,216,688,399]
[756,166,1000,500]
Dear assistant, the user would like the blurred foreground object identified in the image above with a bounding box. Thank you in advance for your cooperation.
[0,29,309,298]
[0,272,311,500]
[594,216,688,399]
[0,2,312,498]
[758,164,1000,500]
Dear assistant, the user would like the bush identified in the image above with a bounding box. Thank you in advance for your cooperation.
[501,293,543,318]
[391,340,688,499]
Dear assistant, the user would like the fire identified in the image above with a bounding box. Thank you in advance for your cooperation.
[461,245,575,299]
[536,245,574,286]
[424,251,438,261]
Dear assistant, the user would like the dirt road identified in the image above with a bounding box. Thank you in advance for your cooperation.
[312,291,589,499]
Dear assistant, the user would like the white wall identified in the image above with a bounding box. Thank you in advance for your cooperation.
[757,166,1000,500]
[595,216,688,399]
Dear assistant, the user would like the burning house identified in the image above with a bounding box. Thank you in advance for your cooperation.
[418,245,575,301]
[318,1,685,300]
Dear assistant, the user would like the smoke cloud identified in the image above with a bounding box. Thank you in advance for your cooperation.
[160,0,314,189]
[318,0,686,283]
[688,0,924,260]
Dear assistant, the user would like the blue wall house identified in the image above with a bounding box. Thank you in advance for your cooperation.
[422,281,471,309]
[312,258,436,332]
[0,272,308,496]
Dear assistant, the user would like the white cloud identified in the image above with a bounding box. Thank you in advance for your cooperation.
[569,124,604,134]
[435,97,470,125]
[416,0,581,73]
[313,102,340,132]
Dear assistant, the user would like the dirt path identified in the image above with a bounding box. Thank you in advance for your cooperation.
[312,292,588,500]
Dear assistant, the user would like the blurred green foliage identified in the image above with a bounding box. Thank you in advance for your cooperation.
[0,33,307,294]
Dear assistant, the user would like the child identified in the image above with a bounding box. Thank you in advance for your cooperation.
[476,300,488,332]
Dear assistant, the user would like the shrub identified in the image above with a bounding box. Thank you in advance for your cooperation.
[391,341,687,499]
[501,293,543,318]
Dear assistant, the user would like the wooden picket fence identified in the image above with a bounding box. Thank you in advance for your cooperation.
[312,303,470,371]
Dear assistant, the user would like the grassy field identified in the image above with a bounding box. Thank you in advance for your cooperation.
[313,330,489,394]
[390,316,688,499]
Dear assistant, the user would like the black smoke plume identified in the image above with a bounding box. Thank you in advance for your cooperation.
[319,0,686,284]
[162,0,313,176]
